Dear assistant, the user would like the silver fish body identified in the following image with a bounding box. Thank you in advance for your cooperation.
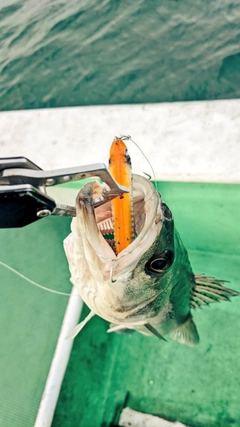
[64,175,238,346]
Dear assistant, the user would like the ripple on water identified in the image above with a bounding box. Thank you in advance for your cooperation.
[0,0,239,110]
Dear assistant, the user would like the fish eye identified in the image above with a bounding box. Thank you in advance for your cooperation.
[145,250,173,274]
[150,258,167,272]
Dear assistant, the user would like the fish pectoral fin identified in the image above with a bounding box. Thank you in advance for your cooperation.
[191,275,239,308]
[66,310,95,339]
[144,324,167,342]
[107,323,134,334]
[170,315,199,347]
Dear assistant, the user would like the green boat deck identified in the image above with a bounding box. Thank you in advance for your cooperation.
[53,182,240,427]
[0,182,239,427]
[0,217,72,426]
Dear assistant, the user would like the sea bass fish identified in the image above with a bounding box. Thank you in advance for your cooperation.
[64,144,238,346]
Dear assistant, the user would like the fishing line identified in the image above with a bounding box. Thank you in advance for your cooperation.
[119,135,157,188]
[0,261,71,296]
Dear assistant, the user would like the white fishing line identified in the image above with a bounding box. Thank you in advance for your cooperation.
[0,261,71,296]
[119,135,157,187]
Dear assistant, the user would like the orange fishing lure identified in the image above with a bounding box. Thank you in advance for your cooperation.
[109,138,134,254]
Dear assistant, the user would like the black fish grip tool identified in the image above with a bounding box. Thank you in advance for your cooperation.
[0,157,129,228]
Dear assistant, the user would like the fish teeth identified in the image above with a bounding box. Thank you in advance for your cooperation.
[97,218,113,232]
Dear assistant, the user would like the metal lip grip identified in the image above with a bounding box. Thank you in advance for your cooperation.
[0,157,129,228]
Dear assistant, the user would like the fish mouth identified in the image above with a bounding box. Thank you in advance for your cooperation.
[73,174,162,281]
[95,185,146,254]
[95,174,162,258]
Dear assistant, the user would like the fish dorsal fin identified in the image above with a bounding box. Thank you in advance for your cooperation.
[170,315,199,347]
[191,275,239,309]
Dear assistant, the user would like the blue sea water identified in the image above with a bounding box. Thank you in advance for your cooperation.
[0,0,240,111]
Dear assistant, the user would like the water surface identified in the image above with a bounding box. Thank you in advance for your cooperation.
[0,0,240,110]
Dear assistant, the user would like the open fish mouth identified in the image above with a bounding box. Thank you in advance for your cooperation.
[95,185,147,254]
[96,175,162,256]
[74,174,163,280]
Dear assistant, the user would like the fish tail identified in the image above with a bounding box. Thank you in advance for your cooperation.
[191,275,239,308]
